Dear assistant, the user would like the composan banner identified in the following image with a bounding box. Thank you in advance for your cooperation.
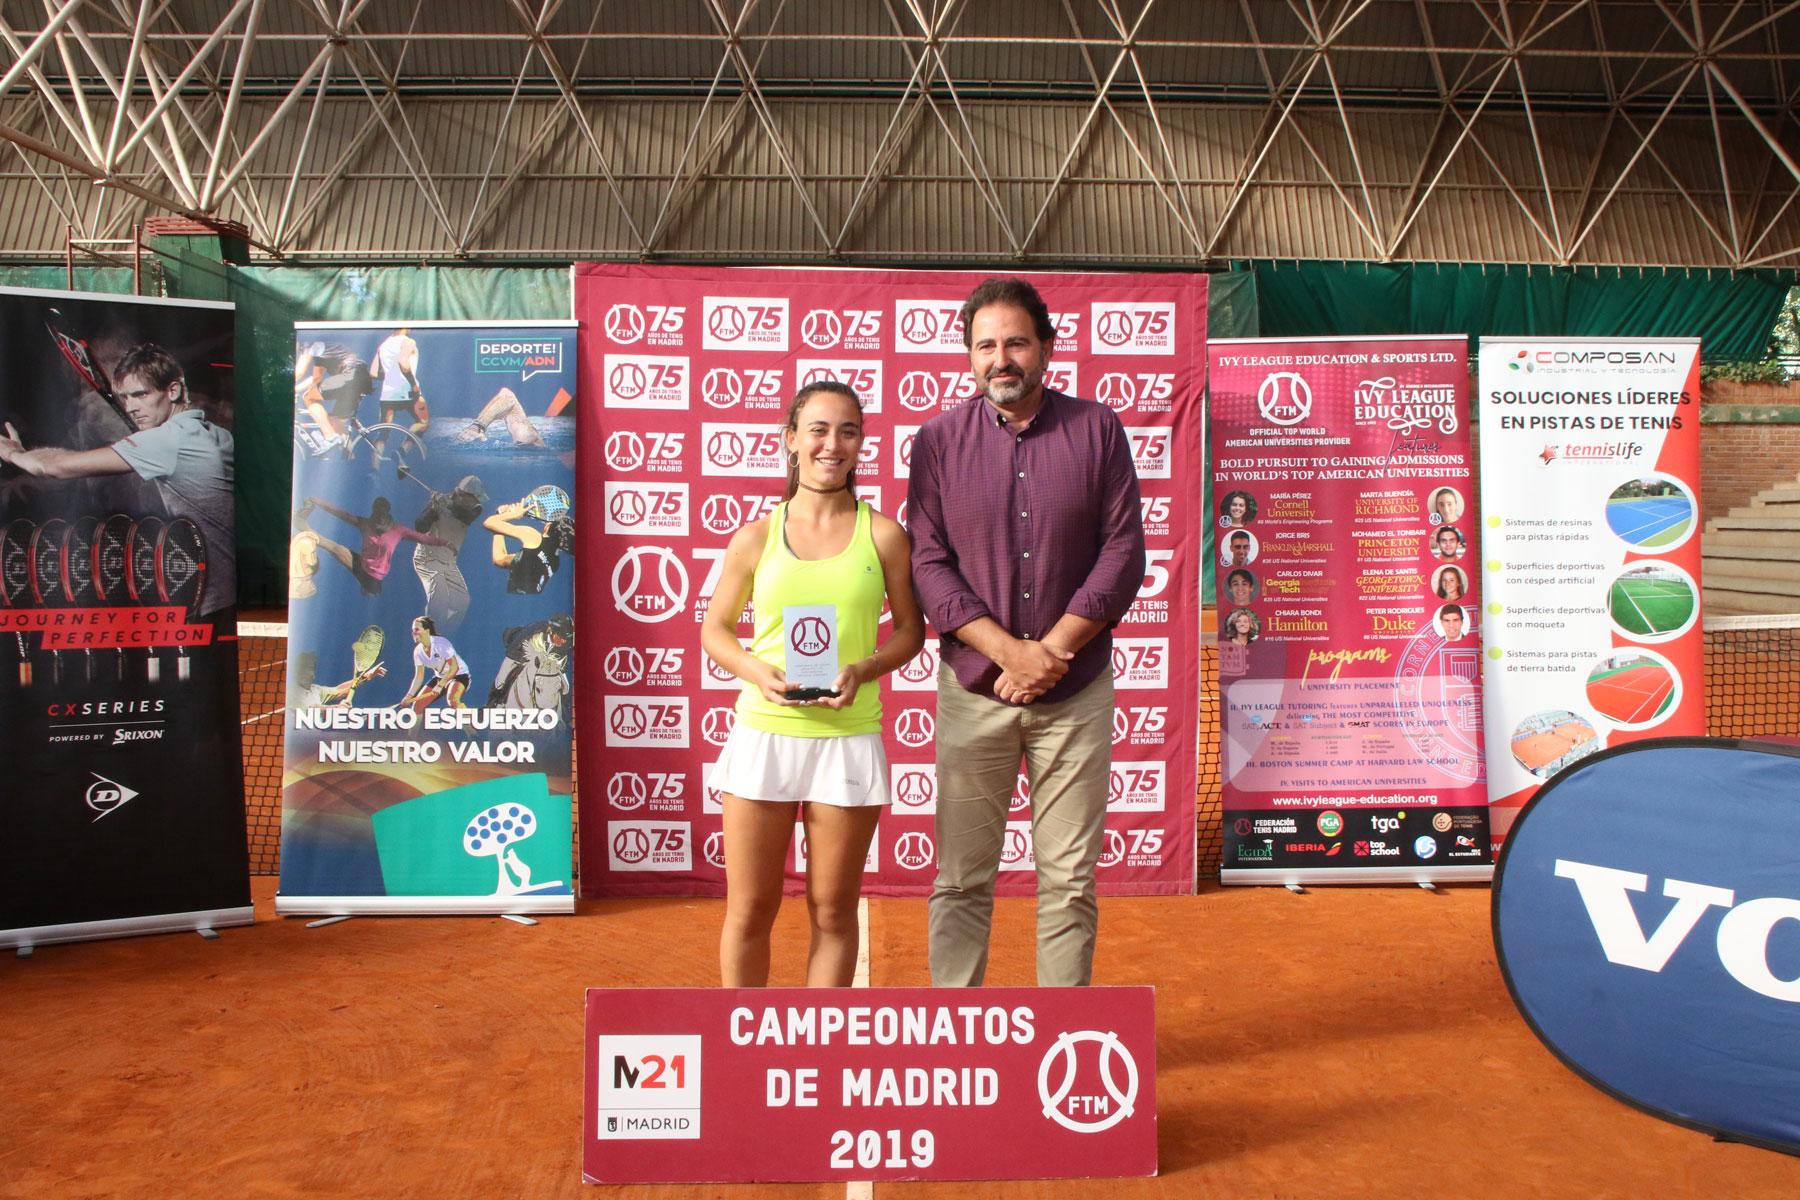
[1476,338,1704,849]
[278,321,576,915]
[575,263,1205,898]
[1209,336,1491,884]
[0,286,250,947]
[583,986,1156,1183]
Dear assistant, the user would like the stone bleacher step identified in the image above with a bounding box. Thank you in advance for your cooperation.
[1703,587,1800,615]
[1702,572,1800,598]
[1700,555,1800,582]
[1701,528,1800,550]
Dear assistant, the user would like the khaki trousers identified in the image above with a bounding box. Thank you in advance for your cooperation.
[928,666,1113,986]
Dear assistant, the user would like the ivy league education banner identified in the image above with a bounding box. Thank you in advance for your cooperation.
[278,321,576,916]
[1477,338,1705,849]
[1209,336,1491,885]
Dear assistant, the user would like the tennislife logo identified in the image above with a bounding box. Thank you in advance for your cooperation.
[474,339,563,381]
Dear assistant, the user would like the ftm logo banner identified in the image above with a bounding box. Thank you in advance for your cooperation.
[1495,738,1800,1155]
[583,987,1156,1183]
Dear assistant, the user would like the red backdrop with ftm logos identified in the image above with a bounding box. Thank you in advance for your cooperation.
[574,263,1206,898]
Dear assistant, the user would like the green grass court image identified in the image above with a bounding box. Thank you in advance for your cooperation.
[1608,564,1697,636]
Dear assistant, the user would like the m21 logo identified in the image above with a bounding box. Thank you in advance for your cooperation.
[592,1034,702,1141]
[1495,739,1800,1155]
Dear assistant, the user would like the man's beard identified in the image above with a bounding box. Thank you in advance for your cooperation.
[982,368,1039,407]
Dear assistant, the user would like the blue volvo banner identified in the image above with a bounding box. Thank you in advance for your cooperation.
[1494,737,1800,1156]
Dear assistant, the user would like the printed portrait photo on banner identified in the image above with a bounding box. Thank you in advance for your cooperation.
[1428,485,1464,526]
[1437,603,1468,640]
[1224,567,1258,607]
[1433,524,1466,560]
[1221,527,1257,567]
[1433,565,1468,602]
[1218,489,1257,528]
[1224,607,1260,646]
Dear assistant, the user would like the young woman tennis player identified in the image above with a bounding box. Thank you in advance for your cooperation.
[701,381,924,987]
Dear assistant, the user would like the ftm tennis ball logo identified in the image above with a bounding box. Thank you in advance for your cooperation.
[475,338,563,381]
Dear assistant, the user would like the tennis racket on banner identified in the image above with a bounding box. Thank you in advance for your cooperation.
[1,518,32,686]
[63,515,98,682]
[337,623,385,705]
[29,518,68,684]
[127,515,164,682]
[155,517,206,681]
[393,461,435,496]
[94,513,133,681]
[521,484,571,522]
[44,307,129,428]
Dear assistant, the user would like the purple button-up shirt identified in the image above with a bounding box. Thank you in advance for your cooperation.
[907,390,1147,704]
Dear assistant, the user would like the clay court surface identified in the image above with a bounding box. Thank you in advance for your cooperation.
[1587,663,1677,724]
[7,879,1799,1199]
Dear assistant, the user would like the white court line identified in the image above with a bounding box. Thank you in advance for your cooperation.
[1616,581,1657,634]
[1627,675,1675,723]
[847,898,873,1200]
[855,897,870,988]
[1611,503,1690,541]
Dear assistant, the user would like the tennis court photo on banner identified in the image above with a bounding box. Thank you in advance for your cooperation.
[1605,474,1696,549]
[1607,562,1700,641]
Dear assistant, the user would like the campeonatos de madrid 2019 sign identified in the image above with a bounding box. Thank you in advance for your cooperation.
[584,987,1156,1183]
[575,263,1205,898]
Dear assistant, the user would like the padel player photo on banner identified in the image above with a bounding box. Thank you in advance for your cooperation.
[0,286,249,941]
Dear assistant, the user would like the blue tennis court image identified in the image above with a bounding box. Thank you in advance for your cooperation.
[1605,477,1694,548]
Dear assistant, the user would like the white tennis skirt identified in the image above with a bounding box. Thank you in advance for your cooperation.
[707,725,891,808]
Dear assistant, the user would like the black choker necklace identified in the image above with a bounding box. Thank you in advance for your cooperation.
[797,481,849,494]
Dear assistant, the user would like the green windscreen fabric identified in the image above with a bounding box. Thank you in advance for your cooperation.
[1,261,1249,605]
[0,265,138,294]
[1246,261,1792,358]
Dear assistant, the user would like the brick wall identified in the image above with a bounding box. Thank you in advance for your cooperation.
[1700,423,1800,522]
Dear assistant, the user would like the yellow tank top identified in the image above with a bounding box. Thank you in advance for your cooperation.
[738,500,885,737]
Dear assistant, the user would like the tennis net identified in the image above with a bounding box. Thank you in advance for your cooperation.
[237,616,1796,879]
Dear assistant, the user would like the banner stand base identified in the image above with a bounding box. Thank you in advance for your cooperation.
[1222,865,1495,887]
[1,904,255,951]
[276,894,575,917]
